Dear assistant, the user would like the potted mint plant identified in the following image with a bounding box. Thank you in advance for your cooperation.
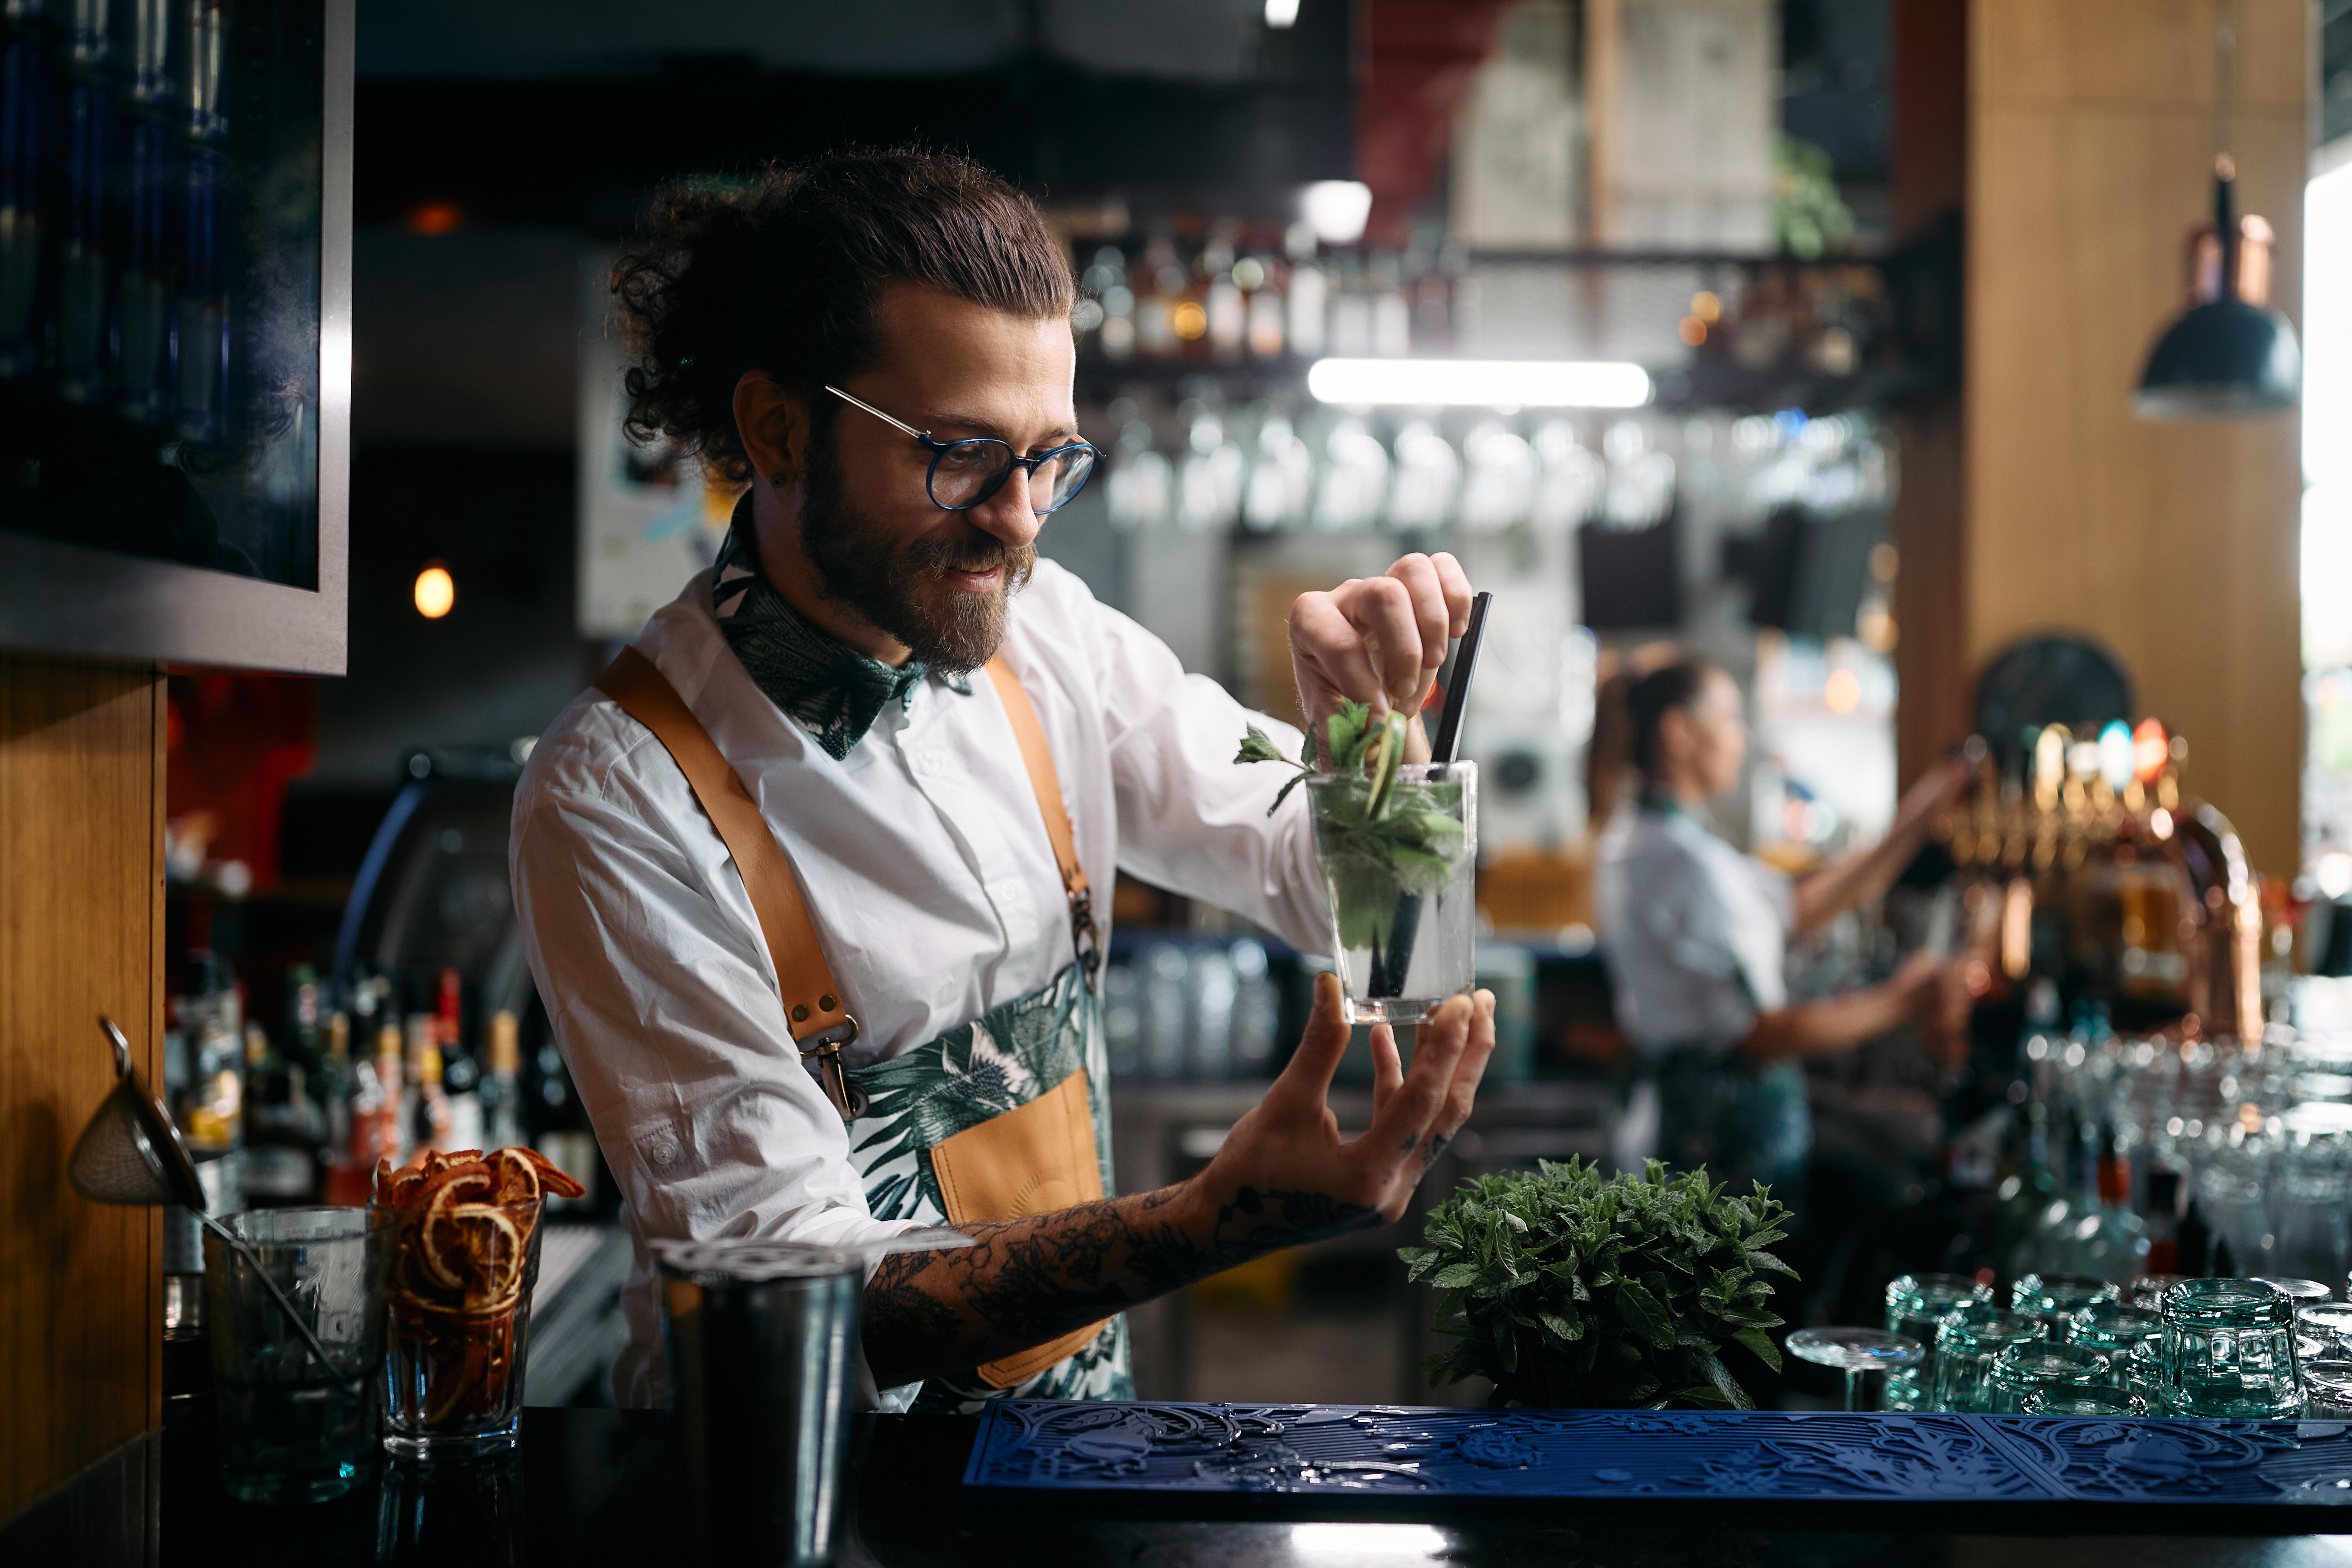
[1401,1160,1796,1409]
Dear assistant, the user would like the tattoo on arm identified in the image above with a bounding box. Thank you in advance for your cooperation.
[863,1182,1376,1390]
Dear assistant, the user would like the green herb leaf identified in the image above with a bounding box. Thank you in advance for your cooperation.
[1234,725,1291,766]
[1730,1327,1783,1372]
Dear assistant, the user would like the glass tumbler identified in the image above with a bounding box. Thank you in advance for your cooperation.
[1884,1272,1992,1396]
[2023,1385,2149,1417]
[1934,1309,2048,1412]
[202,1207,391,1504]
[2129,1274,2184,1311]
[1986,1342,2109,1413]
[1306,762,1476,1025]
[2301,1302,2352,1360]
[378,1194,545,1456]
[2066,1302,2164,1395]
[2306,1359,2352,1418]
[2011,1271,2121,1334]
[2158,1277,2302,1417]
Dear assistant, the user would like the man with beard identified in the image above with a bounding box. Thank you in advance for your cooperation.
[511,148,1496,1412]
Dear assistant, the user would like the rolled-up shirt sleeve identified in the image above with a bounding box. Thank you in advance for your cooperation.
[1081,597,1331,955]
[510,751,921,1403]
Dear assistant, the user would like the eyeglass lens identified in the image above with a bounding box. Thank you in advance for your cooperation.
[931,440,1096,513]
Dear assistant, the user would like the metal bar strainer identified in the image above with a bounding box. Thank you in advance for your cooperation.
[69,1014,336,1370]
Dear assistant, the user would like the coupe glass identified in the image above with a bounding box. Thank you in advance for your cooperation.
[1883,1272,1991,1396]
[2158,1277,2302,1417]
[2065,1302,2164,1395]
[1306,762,1477,1025]
[2023,1385,2149,1416]
[2252,1276,2333,1309]
[1785,1327,1924,1411]
[1987,1342,2108,1413]
[2010,1271,2120,1334]
[1934,1308,2048,1413]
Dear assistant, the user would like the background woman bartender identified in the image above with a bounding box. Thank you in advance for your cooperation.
[1592,659,1976,1194]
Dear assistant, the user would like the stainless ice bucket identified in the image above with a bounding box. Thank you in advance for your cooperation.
[657,1239,863,1568]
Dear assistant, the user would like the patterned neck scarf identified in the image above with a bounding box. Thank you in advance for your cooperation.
[710,499,965,760]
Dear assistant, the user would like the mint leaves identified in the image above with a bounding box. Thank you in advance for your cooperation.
[1401,1159,1796,1409]
[1236,701,1470,965]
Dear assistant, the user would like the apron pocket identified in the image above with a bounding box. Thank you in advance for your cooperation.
[927,1066,1110,1387]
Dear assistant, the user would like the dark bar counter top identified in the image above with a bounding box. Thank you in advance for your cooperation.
[15,1404,2352,1566]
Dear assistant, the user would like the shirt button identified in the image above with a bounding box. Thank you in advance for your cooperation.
[644,1133,680,1172]
[915,753,943,778]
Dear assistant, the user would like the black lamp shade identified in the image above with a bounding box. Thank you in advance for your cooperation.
[2134,297,2301,420]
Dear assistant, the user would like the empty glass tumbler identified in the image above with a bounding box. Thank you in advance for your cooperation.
[2066,1302,2164,1394]
[2159,1278,2303,1418]
[1934,1309,2049,1413]
[2300,1302,2352,1360]
[1884,1272,1992,1395]
[2011,1271,2121,1334]
[2129,1275,2184,1311]
[1987,1343,2109,1413]
[202,1207,392,1504]
[2306,1359,2352,1418]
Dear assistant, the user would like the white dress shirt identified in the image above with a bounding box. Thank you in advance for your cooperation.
[1593,802,1795,1057]
[509,558,1327,1405]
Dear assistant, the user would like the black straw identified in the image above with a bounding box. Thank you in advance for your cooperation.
[1428,591,1492,768]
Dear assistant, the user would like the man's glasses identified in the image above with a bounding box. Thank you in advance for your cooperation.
[825,386,1097,515]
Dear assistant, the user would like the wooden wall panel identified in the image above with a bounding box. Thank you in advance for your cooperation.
[0,655,164,1519]
[1966,0,2307,876]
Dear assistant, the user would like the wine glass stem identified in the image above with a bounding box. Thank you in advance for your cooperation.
[1846,1369,1876,1412]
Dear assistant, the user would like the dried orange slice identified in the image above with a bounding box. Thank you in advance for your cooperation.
[490,1148,541,1204]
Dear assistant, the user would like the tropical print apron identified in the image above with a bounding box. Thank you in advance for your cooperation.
[593,645,1127,1415]
[849,960,1131,1410]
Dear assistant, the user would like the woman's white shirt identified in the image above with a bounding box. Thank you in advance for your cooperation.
[508,558,1326,1405]
[1593,804,1795,1058]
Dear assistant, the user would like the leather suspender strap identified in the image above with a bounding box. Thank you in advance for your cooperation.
[592,644,1101,1117]
[983,658,1101,985]
[594,646,865,1118]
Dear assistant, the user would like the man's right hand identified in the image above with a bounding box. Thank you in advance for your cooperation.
[1185,972,1498,1242]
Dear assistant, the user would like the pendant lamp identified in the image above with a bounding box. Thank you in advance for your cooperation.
[2133,2,2301,421]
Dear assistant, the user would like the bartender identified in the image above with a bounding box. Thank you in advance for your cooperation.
[510,149,1497,1413]
[1592,658,1972,1193]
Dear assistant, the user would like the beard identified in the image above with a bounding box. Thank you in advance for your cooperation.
[796,435,1036,676]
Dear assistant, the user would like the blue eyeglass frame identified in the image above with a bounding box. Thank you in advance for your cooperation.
[824,384,1096,515]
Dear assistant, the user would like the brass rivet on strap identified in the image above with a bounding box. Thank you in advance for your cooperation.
[791,1004,808,1023]
[820,994,837,1012]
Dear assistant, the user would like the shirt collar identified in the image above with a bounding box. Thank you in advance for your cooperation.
[709,496,968,761]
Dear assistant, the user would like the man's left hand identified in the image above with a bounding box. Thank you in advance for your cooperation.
[1288,551,1473,761]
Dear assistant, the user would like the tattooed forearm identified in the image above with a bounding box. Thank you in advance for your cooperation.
[863,1181,1376,1390]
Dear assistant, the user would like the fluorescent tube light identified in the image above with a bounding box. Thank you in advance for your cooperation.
[1305,358,1652,409]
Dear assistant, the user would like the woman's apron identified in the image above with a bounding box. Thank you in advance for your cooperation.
[595,647,1131,1412]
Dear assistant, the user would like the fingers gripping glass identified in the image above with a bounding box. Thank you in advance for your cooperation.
[825,386,1096,514]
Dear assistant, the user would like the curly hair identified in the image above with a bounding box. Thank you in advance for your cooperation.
[610,147,1075,484]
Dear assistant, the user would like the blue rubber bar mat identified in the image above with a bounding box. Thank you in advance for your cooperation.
[961,1401,2352,1506]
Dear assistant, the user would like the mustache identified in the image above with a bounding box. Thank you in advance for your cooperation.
[897,532,1037,585]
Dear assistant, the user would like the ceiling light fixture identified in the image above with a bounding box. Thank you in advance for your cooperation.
[2134,0,2300,420]
[1306,358,1653,410]
[1264,0,1301,26]
[1300,181,1372,247]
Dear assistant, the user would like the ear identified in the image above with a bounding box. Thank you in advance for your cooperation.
[1654,703,1694,763]
[732,372,807,487]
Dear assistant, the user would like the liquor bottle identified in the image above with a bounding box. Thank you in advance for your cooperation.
[174,951,245,1157]
[2141,1168,2184,1276]
[1284,224,1326,358]
[1369,254,1411,358]
[361,1022,406,1173]
[2071,1137,2152,1285]
[479,1010,524,1148]
[405,1015,453,1158]
[432,969,484,1151]
[1135,236,1179,360]
[318,1007,361,1202]
[530,1038,599,1210]
[1239,254,1284,359]
[243,1023,323,1204]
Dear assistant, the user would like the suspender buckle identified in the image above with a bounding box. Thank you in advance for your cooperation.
[1070,888,1102,988]
[796,1017,868,1121]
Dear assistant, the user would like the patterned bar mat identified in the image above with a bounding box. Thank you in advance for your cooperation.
[962,1401,2352,1506]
